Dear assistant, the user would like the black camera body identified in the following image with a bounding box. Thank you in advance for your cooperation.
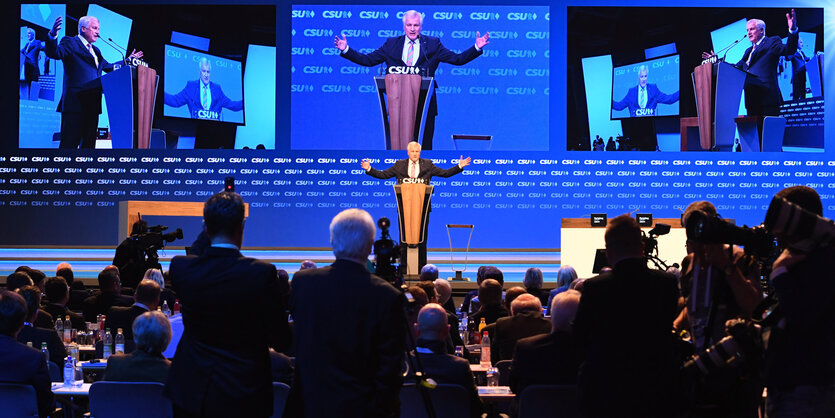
[131,225,184,262]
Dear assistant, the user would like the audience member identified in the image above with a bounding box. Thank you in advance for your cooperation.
[467,266,505,314]
[523,267,549,307]
[166,192,290,418]
[489,293,551,364]
[0,290,53,418]
[104,311,171,383]
[141,268,176,313]
[16,267,46,293]
[419,264,439,282]
[510,290,581,395]
[547,265,578,311]
[408,303,482,418]
[5,271,33,292]
[81,268,132,322]
[56,265,89,311]
[16,285,67,367]
[299,260,317,270]
[469,278,509,327]
[461,265,490,313]
[503,286,527,313]
[433,278,454,312]
[43,276,86,330]
[106,279,160,340]
[573,214,679,417]
[289,208,406,417]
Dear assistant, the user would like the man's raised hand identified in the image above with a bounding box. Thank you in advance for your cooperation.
[361,158,371,171]
[476,31,490,49]
[459,156,472,168]
[334,34,348,52]
[50,16,63,37]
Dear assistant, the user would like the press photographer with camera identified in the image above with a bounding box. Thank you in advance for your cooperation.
[113,219,183,289]
[762,186,835,417]
[676,201,764,418]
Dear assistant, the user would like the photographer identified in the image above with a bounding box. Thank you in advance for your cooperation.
[765,186,835,417]
[676,201,764,418]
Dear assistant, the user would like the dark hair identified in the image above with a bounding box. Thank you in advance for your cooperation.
[44,276,69,304]
[479,279,503,306]
[135,280,161,307]
[776,185,823,216]
[131,219,149,235]
[98,269,120,292]
[605,214,643,253]
[56,267,74,286]
[408,286,428,307]
[414,281,435,301]
[504,286,527,311]
[482,266,504,286]
[0,290,27,336]
[16,266,45,287]
[277,269,290,282]
[203,192,245,238]
[16,285,41,322]
[5,272,33,292]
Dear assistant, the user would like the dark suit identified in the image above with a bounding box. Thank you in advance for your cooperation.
[341,35,483,149]
[510,331,579,395]
[164,80,243,121]
[33,309,54,330]
[612,83,679,117]
[82,291,133,323]
[106,304,149,340]
[789,50,809,100]
[490,312,551,364]
[165,246,290,418]
[408,338,482,418]
[45,35,116,148]
[289,259,407,418]
[21,39,44,82]
[17,324,68,368]
[736,32,798,116]
[104,350,171,383]
[366,157,463,183]
[469,303,509,327]
[0,334,54,418]
[572,257,680,418]
[43,304,86,331]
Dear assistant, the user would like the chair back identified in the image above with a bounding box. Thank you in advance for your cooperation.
[0,382,39,417]
[48,360,61,382]
[518,384,579,418]
[400,383,470,418]
[495,359,512,386]
[270,382,291,418]
[89,381,172,418]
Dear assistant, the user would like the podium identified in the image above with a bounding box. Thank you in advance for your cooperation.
[102,65,159,149]
[374,74,434,150]
[806,53,824,98]
[691,61,747,150]
[393,182,433,277]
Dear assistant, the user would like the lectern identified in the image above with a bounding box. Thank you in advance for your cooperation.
[374,73,434,150]
[101,65,159,149]
[393,182,433,277]
[691,61,747,150]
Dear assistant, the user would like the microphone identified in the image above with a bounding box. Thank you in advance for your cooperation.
[721,34,748,62]
[96,34,126,63]
[107,37,128,54]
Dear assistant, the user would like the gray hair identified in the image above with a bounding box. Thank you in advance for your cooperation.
[433,278,452,305]
[78,16,97,33]
[550,289,581,332]
[556,265,578,288]
[749,18,766,36]
[523,267,543,290]
[300,260,318,270]
[511,293,542,315]
[402,10,424,25]
[132,311,172,354]
[143,268,164,289]
[199,57,211,70]
[330,209,376,261]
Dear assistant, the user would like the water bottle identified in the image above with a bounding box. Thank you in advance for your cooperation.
[459,323,468,345]
[487,366,500,387]
[63,315,72,343]
[173,299,180,315]
[63,356,74,386]
[103,328,112,359]
[161,300,171,317]
[455,346,464,358]
[115,328,125,354]
[480,331,491,368]
[55,317,64,337]
[99,315,107,342]
[41,342,49,363]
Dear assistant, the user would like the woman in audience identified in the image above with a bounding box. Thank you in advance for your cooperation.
[523,267,549,307]
[103,311,172,383]
[547,265,577,313]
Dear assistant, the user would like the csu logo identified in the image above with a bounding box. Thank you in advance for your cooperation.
[507,87,537,95]
[525,69,548,77]
[303,66,333,74]
[378,29,400,38]
[291,9,315,18]
[341,67,370,74]
[507,12,537,20]
[291,47,315,55]
[322,10,352,18]
[341,29,370,37]
[488,68,517,76]
[545,13,550,20]
[396,11,425,20]
[358,85,375,93]
[489,31,517,39]
[433,12,462,20]
[303,29,333,37]
[526,31,549,40]
[469,87,498,95]
[290,84,314,92]
[322,85,351,93]
[507,50,536,58]
[470,12,500,20]
[451,68,480,76]
[451,30,477,39]
[322,48,341,55]
[360,11,389,19]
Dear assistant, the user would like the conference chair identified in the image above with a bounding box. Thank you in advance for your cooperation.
[88,381,172,418]
[48,360,61,382]
[400,383,470,418]
[270,382,291,418]
[495,360,512,386]
[517,385,579,418]
[0,382,40,417]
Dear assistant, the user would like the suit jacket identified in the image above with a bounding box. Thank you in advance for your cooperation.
[44,35,115,114]
[104,350,171,383]
[33,309,54,330]
[510,331,579,395]
[0,334,53,418]
[409,338,482,418]
[366,158,463,183]
[490,312,551,364]
[572,257,680,418]
[165,246,290,418]
[106,305,149,340]
[612,83,679,117]
[68,288,91,312]
[341,35,482,78]
[21,39,44,80]
[736,33,798,113]
[164,80,243,121]
[43,304,86,331]
[82,292,133,323]
[469,303,509,327]
[17,324,68,367]
[289,259,407,418]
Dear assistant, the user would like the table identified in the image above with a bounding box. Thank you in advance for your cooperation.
[51,382,91,396]
[470,364,490,373]
[477,386,514,400]
[52,382,91,418]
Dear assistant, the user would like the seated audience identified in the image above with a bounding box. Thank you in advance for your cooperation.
[510,290,581,395]
[106,279,161,340]
[503,286,527,313]
[469,279,509,327]
[82,268,133,323]
[7,270,52,329]
[523,267,550,307]
[56,264,89,311]
[467,266,505,314]
[419,264,439,282]
[299,260,318,270]
[461,265,490,313]
[6,271,33,291]
[142,268,176,311]
[43,276,86,331]
[408,303,482,418]
[103,311,171,383]
[16,285,67,367]
[0,290,53,418]
[547,265,578,311]
[490,293,551,364]
[16,267,46,293]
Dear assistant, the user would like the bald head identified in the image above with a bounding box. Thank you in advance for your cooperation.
[550,290,581,332]
[433,279,452,305]
[510,293,542,315]
[416,303,449,341]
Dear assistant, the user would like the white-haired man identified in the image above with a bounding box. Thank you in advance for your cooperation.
[289,208,407,417]
[489,293,551,364]
[164,57,243,121]
[46,15,142,148]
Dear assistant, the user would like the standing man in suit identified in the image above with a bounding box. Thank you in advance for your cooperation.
[288,208,407,418]
[572,215,680,418]
[164,58,243,121]
[789,38,809,100]
[165,191,290,418]
[21,28,44,99]
[45,15,142,148]
[612,65,679,117]
[335,10,490,150]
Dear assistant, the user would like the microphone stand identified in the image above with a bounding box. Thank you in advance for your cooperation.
[96,34,126,64]
[721,34,747,62]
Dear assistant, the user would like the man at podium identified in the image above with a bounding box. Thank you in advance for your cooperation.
[164,58,243,121]
[361,141,471,182]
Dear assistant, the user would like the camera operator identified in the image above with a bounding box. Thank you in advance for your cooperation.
[675,201,764,418]
[764,186,835,417]
[113,219,151,289]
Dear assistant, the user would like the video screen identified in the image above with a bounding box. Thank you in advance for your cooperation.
[163,44,245,124]
[611,55,680,119]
